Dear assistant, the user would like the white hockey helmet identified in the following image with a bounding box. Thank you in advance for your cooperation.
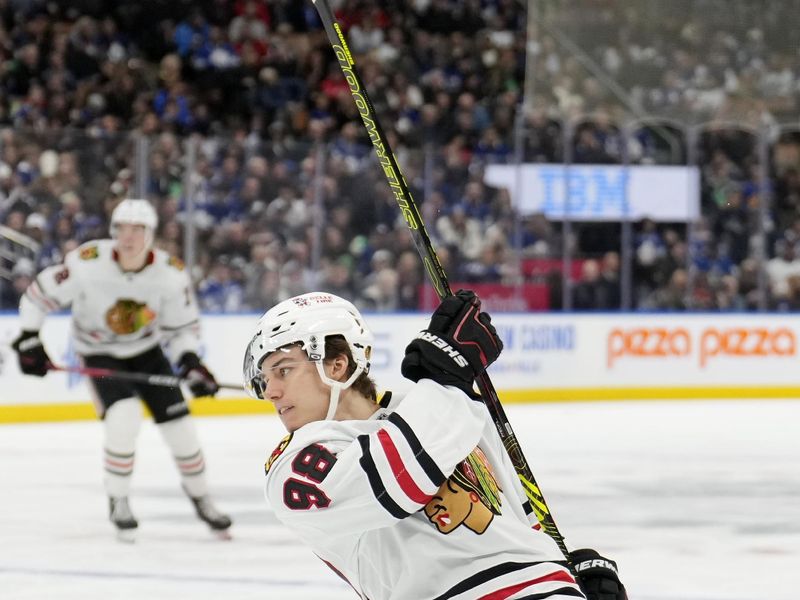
[110,199,158,242]
[243,292,373,420]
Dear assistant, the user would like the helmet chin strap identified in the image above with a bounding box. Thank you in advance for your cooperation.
[313,361,364,421]
[325,385,343,421]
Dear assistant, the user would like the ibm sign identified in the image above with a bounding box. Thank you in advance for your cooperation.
[485,164,700,222]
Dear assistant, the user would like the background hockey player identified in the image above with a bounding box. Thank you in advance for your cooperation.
[244,290,626,600]
[11,198,232,541]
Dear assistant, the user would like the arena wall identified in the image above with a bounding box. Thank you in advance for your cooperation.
[2,312,799,423]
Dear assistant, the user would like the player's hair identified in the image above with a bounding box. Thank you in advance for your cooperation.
[325,335,377,401]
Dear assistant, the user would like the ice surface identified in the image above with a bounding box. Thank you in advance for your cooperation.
[1,400,797,600]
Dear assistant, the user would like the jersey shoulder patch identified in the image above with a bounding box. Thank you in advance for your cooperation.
[79,245,99,260]
[167,256,185,270]
[265,433,294,476]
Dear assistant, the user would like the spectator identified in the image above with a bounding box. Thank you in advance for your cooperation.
[436,205,483,262]
[461,243,504,283]
[520,213,560,258]
[766,239,800,300]
[228,0,270,58]
[715,274,747,311]
[359,268,399,312]
[318,255,355,299]
[572,259,604,310]
[774,274,800,311]
[395,249,423,311]
[599,251,622,309]
[174,10,210,60]
[348,10,385,55]
[197,256,245,312]
[641,268,690,311]
[1,257,35,307]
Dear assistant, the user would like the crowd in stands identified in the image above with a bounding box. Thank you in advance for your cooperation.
[542,0,799,124]
[1,0,800,313]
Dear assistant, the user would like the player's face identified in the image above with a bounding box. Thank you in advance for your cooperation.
[115,223,149,259]
[260,345,331,432]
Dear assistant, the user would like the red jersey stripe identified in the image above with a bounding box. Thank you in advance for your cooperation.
[376,429,433,505]
[27,283,59,311]
[477,569,576,600]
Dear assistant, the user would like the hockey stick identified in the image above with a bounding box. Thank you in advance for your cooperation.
[311,0,574,568]
[47,363,243,391]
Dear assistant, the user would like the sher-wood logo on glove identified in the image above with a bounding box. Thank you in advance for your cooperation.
[417,332,469,367]
[574,557,619,574]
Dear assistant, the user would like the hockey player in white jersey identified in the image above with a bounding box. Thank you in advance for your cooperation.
[11,199,232,541]
[244,290,626,600]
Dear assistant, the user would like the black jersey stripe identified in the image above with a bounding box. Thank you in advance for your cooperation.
[377,390,393,408]
[358,434,411,520]
[432,561,571,600]
[387,412,446,486]
[513,588,584,599]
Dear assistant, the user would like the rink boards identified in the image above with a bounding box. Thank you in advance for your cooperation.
[3,312,800,422]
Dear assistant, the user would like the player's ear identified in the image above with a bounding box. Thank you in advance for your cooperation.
[327,353,350,382]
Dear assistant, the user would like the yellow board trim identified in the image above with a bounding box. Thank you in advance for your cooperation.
[0,403,99,423]
[0,398,273,424]
[2,387,800,424]
[499,386,800,402]
[190,398,274,416]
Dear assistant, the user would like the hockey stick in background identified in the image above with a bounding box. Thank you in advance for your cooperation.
[47,363,243,391]
[311,0,574,568]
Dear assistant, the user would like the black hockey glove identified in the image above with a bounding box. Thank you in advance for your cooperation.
[401,290,502,397]
[11,330,52,377]
[570,548,627,600]
[178,352,219,398]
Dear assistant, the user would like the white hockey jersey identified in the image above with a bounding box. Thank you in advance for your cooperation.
[264,379,583,600]
[19,239,201,360]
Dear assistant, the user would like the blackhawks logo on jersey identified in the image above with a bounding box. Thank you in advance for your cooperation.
[265,433,293,475]
[424,446,502,535]
[168,256,185,270]
[105,299,156,335]
[79,245,99,260]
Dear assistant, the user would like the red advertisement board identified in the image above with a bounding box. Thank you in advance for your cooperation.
[418,283,551,312]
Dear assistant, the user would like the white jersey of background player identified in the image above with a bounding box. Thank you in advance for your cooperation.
[12,199,231,540]
[244,292,625,600]
[19,207,196,359]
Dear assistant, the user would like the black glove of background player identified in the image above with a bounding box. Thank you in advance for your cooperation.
[11,330,51,377]
[178,352,219,397]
